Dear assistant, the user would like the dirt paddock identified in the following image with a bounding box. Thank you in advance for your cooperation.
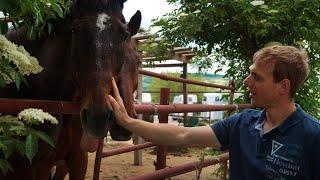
[81,137,222,180]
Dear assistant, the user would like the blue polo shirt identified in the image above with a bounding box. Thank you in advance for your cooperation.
[212,105,320,180]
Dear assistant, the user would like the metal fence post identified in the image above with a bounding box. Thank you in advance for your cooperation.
[155,88,170,172]
[223,80,236,180]
[93,139,104,180]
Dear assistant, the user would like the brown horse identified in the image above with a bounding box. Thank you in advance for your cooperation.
[0,0,141,179]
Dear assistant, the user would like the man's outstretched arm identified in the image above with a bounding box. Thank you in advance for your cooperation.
[108,78,221,148]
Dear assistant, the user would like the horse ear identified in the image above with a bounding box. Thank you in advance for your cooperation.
[128,10,141,37]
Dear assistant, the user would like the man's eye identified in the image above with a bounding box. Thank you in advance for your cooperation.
[253,75,261,81]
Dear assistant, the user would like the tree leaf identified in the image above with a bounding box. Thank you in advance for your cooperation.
[0,21,8,34]
[0,159,13,174]
[30,129,55,147]
[47,22,53,34]
[14,72,21,90]
[27,26,35,40]
[0,75,5,88]
[0,0,10,9]
[25,134,38,163]
[2,139,24,159]
[51,3,64,18]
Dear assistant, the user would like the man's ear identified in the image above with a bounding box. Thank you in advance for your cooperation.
[281,79,291,95]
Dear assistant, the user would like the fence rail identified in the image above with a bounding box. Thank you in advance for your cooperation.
[129,152,230,180]
[139,69,234,90]
[0,98,253,115]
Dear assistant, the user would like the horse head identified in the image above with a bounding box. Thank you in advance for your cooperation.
[69,0,141,141]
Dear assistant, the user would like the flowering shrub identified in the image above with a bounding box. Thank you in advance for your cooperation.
[0,109,58,174]
[0,35,57,174]
[0,34,43,89]
[18,108,58,125]
[0,0,68,174]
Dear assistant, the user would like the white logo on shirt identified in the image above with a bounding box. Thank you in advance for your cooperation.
[271,140,283,156]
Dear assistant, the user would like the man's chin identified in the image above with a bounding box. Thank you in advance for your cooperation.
[251,99,259,106]
[251,100,267,108]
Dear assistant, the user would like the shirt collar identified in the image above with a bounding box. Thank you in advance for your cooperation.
[277,104,304,133]
[254,104,304,134]
[254,110,265,137]
[254,109,266,128]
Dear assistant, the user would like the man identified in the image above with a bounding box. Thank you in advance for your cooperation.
[109,45,320,179]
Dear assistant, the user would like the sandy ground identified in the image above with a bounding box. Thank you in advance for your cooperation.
[83,137,222,180]
[63,117,223,179]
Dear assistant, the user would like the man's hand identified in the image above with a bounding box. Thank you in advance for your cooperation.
[108,77,131,126]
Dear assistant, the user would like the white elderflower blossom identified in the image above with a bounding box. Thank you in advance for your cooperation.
[171,26,179,32]
[250,0,265,6]
[193,9,201,14]
[18,108,58,125]
[0,34,43,83]
[179,13,188,17]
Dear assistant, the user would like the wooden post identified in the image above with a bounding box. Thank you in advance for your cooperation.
[93,139,104,180]
[222,80,236,180]
[133,72,143,165]
[182,63,188,126]
[133,127,143,165]
[155,88,169,173]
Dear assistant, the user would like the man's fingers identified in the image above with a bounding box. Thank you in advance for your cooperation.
[111,77,121,101]
[106,96,113,110]
[109,95,128,122]
[108,95,120,111]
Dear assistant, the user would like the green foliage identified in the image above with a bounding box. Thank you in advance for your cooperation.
[0,159,13,175]
[0,116,56,174]
[0,0,63,173]
[0,55,27,89]
[0,0,71,39]
[151,0,320,119]
[30,129,54,147]
[25,134,38,162]
[139,36,175,65]
[199,147,224,179]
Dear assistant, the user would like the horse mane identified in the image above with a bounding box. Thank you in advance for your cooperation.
[73,0,127,12]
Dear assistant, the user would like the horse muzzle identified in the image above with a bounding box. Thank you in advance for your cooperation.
[80,104,114,138]
[109,121,133,141]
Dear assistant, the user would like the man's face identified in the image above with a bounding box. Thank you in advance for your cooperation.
[243,59,282,108]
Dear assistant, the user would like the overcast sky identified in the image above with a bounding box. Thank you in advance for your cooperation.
[123,0,176,30]
[123,1,204,74]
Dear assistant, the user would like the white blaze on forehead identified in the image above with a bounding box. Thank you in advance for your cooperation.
[96,13,110,31]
